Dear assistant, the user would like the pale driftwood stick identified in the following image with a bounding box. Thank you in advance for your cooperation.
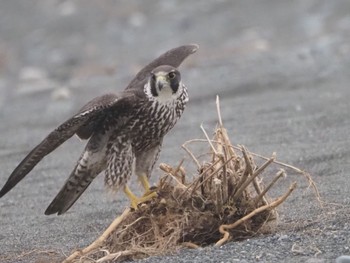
[201,123,219,156]
[246,150,260,199]
[221,149,229,203]
[215,182,297,247]
[233,147,256,197]
[159,163,187,188]
[96,250,137,263]
[115,216,148,238]
[233,145,321,203]
[233,154,275,200]
[216,95,223,127]
[178,158,222,199]
[255,169,286,206]
[213,127,229,203]
[174,159,185,184]
[222,128,237,158]
[63,208,131,263]
[222,135,230,200]
[214,178,223,213]
[252,177,268,206]
[182,139,309,177]
[241,145,254,175]
[191,155,235,195]
[182,242,201,249]
[181,143,201,169]
[215,96,237,159]
[157,168,173,190]
[214,128,232,159]
[233,145,320,200]
[252,177,263,196]
[250,152,275,177]
[168,159,186,185]
[182,138,319,202]
[174,158,184,172]
[249,152,265,204]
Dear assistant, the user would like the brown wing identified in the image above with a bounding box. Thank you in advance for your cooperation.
[75,93,119,139]
[126,44,199,90]
[0,92,136,198]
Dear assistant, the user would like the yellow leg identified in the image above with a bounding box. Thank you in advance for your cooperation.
[138,173,158,198]
[123,185,157,209]
[138,173,151,191]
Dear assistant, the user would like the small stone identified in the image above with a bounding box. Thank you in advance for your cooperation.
[278,234,289,241]
[19,67,47,81]
[17,67,57,94]
[58,1,76,16]
[51,87,71,100]
[305,258,326,263]
[336,256,350,263]
[128,12,146,28]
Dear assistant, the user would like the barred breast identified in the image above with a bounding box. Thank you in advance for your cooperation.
[129,87,188,152]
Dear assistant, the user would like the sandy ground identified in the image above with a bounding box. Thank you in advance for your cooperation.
[0,1,349,262]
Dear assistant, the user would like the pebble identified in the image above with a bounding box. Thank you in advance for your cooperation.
[336,256,350,263]
[51,87,71,100]
[17,67,57,94]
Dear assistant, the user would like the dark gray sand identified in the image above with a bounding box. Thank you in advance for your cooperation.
[0,1,349,262]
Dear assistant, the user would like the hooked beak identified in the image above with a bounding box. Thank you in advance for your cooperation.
[156,75,168,91]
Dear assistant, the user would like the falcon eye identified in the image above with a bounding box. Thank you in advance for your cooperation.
[168,72,176,79]
[151,73,156,82]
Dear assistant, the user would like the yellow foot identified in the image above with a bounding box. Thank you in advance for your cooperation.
[123,185,157,209]
[142,185,156,196]
[138,173,158,196]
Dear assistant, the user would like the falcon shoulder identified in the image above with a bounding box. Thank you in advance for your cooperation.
[0,92,137,197]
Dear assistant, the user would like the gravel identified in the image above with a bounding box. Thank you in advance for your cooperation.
[0,1,349,262]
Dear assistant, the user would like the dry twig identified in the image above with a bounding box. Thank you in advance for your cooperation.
[63,208,131,263]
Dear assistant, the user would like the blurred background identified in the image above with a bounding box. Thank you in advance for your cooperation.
[0,1,349,262]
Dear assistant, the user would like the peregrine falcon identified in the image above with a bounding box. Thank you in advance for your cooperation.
[0,44,198,215]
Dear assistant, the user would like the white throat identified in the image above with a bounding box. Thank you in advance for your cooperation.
[144,81,183,104]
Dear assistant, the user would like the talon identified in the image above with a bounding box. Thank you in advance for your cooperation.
[123,185,157,210]
[142,190,158,199]
[149,185,158,191]
[142,186,158,198]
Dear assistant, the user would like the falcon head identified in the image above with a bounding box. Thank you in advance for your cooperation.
[145,65,183,102]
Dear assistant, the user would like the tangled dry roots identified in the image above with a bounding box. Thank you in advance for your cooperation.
[64,97,316,263]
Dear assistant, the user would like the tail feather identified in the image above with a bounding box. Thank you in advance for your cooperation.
[45,149,104,215]
[44,174,94,215]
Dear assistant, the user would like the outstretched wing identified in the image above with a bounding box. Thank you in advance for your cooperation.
[0,92,135,198]
[126,44,199,90]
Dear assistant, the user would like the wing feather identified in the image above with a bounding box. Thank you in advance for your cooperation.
[0,92,135,197]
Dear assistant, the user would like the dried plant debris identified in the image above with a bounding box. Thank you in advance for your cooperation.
[64,97,317,263]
